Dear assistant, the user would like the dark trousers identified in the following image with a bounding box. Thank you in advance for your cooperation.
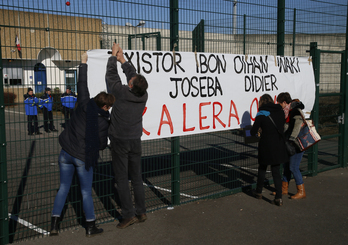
[110,137,146,219]
[27,115,39,134]
[256,164,282,199]
[43,107,55,131]
[63,107,74,124]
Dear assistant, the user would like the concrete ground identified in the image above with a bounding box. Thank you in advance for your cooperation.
[17,167,348,245]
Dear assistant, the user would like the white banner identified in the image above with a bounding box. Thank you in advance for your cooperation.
[87,49,315,141]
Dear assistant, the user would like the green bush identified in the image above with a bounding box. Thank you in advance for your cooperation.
[3,92,17,104]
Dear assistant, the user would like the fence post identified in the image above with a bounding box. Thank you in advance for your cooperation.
[170,0,180,206]
[277,0,285,56]
[243,14,246,55]
[309,42,320,176]
[292,8,296,56]
[0,29,9,245]
[341,49,348,168]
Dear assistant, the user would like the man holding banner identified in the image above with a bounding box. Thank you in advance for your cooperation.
[106,43,148,229]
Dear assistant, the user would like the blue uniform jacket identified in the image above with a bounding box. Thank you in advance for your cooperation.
[39,93,53,111]
[24,93,39,115]
[61,92,77,109]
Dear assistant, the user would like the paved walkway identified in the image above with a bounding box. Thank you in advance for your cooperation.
[19,167,348,245]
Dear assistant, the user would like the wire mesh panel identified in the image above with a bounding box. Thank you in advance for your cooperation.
[0,0,347,243]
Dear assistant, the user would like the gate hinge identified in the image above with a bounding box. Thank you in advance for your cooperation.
[338,113,344,124]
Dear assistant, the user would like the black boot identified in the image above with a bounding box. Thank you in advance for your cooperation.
[50,217,59,236]
[86,221,103,237]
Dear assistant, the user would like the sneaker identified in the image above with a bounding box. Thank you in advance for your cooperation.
[136,214,147,223]
[116,216,138,229]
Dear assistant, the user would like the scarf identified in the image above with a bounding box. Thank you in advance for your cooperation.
[85,99,110,171]
[283,103,291,122]
[256,110,270,117]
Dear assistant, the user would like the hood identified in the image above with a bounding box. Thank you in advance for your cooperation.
[291,101,305,110]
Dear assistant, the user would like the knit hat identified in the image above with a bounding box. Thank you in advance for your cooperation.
[67,85,72,90]
[27,87,33,92]
[45,87,51,92]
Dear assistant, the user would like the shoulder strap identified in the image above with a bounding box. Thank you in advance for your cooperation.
[268,115,285,139]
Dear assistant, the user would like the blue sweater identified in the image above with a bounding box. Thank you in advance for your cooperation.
[39,93,53,111]
[24,93,39,115]
[61,92,77,109]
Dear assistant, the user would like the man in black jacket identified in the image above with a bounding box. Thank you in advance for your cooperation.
[106,43,148,229]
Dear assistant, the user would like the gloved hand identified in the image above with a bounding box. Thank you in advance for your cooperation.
[45,100,49,103]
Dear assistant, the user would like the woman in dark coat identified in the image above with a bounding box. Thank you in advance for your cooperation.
[250,94,288,206]
[50,53,115,237]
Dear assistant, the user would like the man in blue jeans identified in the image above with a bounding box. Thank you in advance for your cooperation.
[106,43,148,229]
[51,52,115,237]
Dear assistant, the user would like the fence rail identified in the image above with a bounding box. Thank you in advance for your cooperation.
[1,0,347,244]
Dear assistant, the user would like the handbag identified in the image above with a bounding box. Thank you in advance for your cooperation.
[296,111,321,151]
[268,116,296,156]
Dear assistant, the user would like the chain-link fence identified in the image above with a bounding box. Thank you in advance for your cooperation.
[1,0,347,243]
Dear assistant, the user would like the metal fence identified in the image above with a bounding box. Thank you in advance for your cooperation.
[1,0,347,244]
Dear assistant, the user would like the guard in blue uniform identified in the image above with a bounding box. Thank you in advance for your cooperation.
[24,87,42,135]
[39,87,58,133]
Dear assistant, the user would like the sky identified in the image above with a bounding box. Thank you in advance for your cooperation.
[0,0,346,34]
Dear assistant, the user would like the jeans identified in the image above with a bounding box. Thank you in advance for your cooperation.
[256,164,282,199]
[111,137,146,219]
[52,149,95,221]
[283,151,305,185]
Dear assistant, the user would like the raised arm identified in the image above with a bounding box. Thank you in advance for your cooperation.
[105,43,123,96]
[77,52,90,106]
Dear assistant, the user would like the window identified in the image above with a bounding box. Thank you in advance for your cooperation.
[3,66,23,85]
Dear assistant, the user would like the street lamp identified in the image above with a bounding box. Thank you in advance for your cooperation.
[125,21,146,50]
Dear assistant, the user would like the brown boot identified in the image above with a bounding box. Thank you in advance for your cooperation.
[281,181,289,195]
[291,184,306,199]
[272,181,288,196]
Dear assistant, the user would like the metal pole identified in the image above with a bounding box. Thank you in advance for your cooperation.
[135,27,137,50]
[0,28,9,245]
[170,0,180,206]
[277,0,285,56]
[233,0,237,35]
[292,8,296,56]
[243,14,246,54]
[309,42,320,176]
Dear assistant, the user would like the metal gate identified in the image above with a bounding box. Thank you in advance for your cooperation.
[308,42,348,176]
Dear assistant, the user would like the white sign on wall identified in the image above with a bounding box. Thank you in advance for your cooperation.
[87,49,315,141]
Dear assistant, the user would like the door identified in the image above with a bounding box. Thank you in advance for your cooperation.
[34,63,46,93]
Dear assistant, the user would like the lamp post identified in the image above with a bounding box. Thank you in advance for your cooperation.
[125,20,145,50]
